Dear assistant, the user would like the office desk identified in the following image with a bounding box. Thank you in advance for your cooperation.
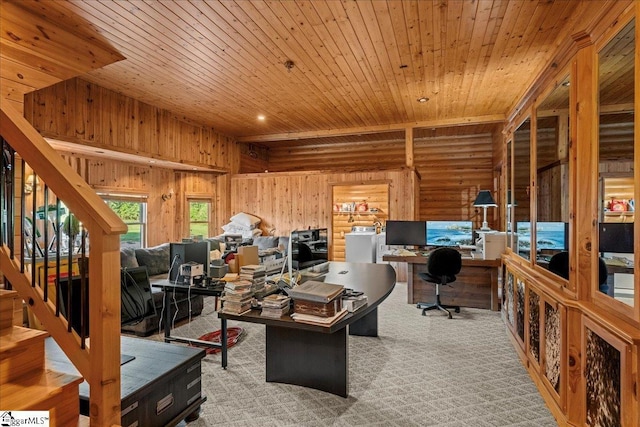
[383,254,501,311]
[151,281,227,368]
[219,261,396,397]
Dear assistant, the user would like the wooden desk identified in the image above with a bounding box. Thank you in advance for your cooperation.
[219,261,396,397]
[383,254,501,311]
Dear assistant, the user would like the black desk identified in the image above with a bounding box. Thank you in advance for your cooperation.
[151,281,228,369]
[219,261,396,397]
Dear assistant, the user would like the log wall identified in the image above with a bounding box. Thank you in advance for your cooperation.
[257,127,498,229]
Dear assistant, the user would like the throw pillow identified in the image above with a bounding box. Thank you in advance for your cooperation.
[120,248,139,269]
[229,212,261,228]
[135,243,170,276]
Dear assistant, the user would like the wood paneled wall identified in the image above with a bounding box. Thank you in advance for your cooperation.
[60,153,219,247]
[23,78,240,173]
[230,168,418,243]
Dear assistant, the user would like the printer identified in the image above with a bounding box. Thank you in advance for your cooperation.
[473,231,507,260]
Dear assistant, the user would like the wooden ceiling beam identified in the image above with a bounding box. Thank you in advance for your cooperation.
[237,114,505,143]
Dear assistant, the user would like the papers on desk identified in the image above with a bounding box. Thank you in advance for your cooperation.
[391,248,417,256]
[291,308,348,326]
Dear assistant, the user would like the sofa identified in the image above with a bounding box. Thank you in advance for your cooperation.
[120,243,204,336]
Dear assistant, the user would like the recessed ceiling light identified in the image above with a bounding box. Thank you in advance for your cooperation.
[149,160,156,163]
[417,97,429,103]
[257,115,266,121]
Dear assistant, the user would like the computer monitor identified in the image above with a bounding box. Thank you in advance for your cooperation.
[599,222,634,254]
[385,220,427,246]
[516,221,532,252]
[426,221,473,247]
[169,241,211,282]
[535,222,568,251]
[120,267,156,325]
[516,221,568,253]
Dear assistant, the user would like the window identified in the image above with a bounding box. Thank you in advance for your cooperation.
[102,195,147,249]
[188,199,211,238]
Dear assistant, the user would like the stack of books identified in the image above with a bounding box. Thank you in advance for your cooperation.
[342,293,368,312]
[239,264,266,294]
[260,294,291,318]
[220,279,254,315]
[288,280,348,326]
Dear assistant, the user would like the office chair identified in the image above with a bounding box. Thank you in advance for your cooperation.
[416,247,462,319]
[548,251,610,295]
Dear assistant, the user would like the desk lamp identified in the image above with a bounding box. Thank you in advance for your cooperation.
[474,190,497,231]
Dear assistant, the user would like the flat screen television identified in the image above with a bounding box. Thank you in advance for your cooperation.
[599,222,634,254]
[169,241,211,282]
[385,220,427,246]
[426,221,473,247]
[120,266,156,325]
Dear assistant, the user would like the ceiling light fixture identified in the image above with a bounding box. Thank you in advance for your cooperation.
[417,97,429,103]
[257,114,265,121]
[284,59,295,72]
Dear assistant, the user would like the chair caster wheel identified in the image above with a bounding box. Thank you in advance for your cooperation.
[447,313,452,319]
[455,307,460,313]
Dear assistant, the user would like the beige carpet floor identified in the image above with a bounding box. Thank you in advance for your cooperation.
[146,281,558,426]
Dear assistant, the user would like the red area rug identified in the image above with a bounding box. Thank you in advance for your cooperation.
[194,327,245,354]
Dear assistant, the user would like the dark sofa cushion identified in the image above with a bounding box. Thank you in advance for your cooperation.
[120,248,139,269]
[253,236,279,251]
[135,243,170,276]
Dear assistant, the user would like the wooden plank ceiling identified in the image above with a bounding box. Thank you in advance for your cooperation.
[7,0,623,141]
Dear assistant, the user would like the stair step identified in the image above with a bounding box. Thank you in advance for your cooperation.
[0,325,49,383]
[0,368,83,426]
[0,289,20,331]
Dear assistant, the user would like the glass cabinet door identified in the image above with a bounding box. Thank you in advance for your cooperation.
[535,75,570,279]
[597,18,635,307]
[514,118,532,260]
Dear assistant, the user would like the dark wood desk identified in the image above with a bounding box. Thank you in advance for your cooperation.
[219,261,396,397]
[383,254,501,310]
[151,281,228,368]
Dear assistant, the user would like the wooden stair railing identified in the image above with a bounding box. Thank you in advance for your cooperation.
[0,97,127,426]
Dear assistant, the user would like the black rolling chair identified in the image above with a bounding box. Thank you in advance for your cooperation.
[416,247,462,319]
[548,251,610,295]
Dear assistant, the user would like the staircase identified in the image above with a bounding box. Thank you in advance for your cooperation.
[0,290,90,426]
